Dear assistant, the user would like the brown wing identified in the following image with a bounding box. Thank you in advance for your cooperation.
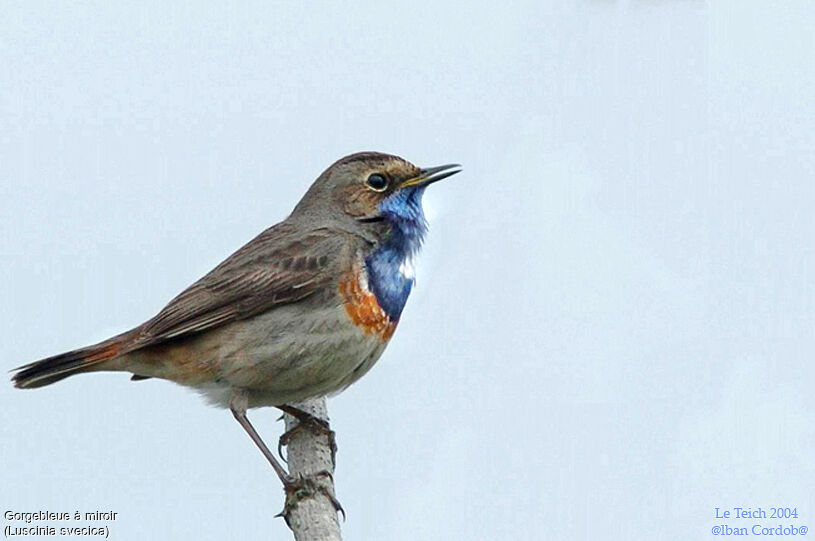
[131,224,351,349]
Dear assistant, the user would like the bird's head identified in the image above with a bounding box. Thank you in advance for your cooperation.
[292,152,461,241]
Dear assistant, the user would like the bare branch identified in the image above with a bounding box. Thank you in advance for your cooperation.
[280,398,342,541]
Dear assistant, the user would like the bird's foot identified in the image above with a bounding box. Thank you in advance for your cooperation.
[277,406,337,467]
[275,470,345,525]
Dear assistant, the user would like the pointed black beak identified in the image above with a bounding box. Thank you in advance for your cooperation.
[400,163,462,188]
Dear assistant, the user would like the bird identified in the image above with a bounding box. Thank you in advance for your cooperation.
[11,151,460,493]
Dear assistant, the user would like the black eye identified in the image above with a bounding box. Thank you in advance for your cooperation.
[366,173,389,191]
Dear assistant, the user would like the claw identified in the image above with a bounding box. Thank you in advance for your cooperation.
[277,421,306,463]
[328,433,337,470]
[277,406,338,469]
[277,437,288,463]
[275,471,344,524]
[325,487,345,521]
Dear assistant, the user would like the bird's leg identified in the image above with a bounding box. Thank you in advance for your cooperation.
[276,404,337,468]
[229,388,291,486]
[230,393,343,521]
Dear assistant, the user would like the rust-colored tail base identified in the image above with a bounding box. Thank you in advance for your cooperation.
[12,339,125,389]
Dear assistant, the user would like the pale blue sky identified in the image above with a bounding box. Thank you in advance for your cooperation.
[2,2,814,540]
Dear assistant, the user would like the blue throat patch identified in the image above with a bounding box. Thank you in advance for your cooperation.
[365,186,428,321]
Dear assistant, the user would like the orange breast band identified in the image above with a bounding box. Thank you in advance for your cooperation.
[339,268,397,342]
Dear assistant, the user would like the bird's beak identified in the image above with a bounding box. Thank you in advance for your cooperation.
[400,163,462,189]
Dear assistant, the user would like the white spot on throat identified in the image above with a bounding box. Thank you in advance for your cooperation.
[399,256,416,280]
[359,266,370,291]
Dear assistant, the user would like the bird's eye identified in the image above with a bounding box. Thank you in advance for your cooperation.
[366,173,389,192]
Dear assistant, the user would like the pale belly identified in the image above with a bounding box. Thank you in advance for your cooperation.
[125,299,390,409]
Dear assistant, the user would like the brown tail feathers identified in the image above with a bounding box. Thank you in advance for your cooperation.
[12,338,127,389]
